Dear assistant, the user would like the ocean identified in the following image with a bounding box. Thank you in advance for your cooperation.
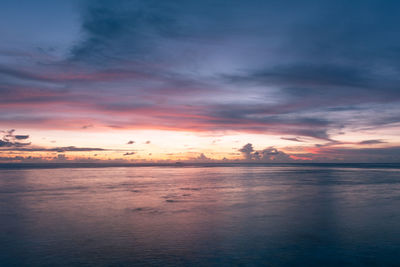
[1,164,400,266]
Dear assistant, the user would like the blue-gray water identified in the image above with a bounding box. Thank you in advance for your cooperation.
[1,165,400,266]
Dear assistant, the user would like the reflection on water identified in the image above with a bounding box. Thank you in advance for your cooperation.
[1,166,400,266]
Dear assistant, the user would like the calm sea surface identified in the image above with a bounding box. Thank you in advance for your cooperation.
[1,165,400,266]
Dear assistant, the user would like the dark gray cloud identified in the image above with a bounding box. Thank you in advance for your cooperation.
[315,139,388,148]
[0,130,107,152]
[225,64,400,109]
[14,135,29,140]
[226,64,371,89]
[281,137,303,142]
[0,129,31,147]
[358,139,386,145]
[70,0,183,64]
[1,146,106,152]
[239,143,254,160]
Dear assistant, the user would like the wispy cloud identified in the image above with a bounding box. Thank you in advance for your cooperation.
[281,137,304,142]
[358,139,386,145]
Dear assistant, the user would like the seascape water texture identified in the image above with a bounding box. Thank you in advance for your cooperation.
[1,165,400,266]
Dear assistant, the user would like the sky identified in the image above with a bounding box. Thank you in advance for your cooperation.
[1,0,400,163]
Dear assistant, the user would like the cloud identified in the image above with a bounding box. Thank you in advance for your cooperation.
[127,140,135,144]
[0,140,14,147]
[315,140,344,148]
[315,139,388,148]
[54,146,106,152]
[239,143,254,160]
[81,124,93,129]
[238,143,292,162]
[305,146,400,163]
[14,135,29,140]
[225,64,371,89]
[281,137,303,142]
[70,0,182,64]
[123,152,135,156]
[197,153,208,160]
[0,129,136,155]
[187,153,212,162]
[1,146,106,152]
[0,65,52,83]
[0,129,31,147]
[358,139,386,145]
[145,140,151,144]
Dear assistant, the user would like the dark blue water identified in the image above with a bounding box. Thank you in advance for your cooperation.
[1,166,400,266]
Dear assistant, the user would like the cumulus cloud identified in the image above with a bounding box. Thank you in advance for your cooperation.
[238,143,292,162]
[194,153,211,162]
[239,143,255,160]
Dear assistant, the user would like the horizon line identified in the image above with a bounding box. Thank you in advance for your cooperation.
[1,162,399,170]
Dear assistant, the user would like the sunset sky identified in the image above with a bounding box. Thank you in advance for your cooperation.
[1,0,400,163]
